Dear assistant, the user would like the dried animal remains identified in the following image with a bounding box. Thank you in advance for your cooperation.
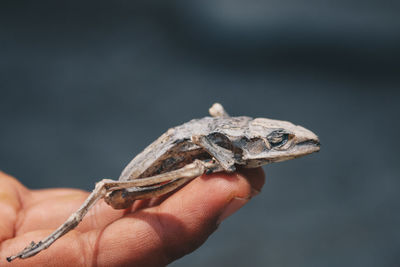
[7,103,320,262]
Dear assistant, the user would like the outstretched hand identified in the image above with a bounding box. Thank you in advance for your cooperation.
[0,168,264,266]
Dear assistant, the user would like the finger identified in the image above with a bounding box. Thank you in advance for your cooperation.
[0,171,30,243]
[236,166,265,193]
[92,168,265,267]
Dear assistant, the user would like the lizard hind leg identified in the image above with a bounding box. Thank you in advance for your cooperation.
[209,103,230,118]
[7,160,219,261]
[105,178,193,209]
[104,159,221,209]
[6,179,112,261]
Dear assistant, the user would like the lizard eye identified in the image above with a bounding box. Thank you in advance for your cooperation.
[267,130,289,148]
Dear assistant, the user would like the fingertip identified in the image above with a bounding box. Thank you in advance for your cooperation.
[151,169,265,261]
[236,167,266,194]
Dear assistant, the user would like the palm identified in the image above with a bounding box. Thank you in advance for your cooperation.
[0,168,264,266]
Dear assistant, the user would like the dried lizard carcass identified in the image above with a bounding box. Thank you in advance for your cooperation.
[7,103,320,262]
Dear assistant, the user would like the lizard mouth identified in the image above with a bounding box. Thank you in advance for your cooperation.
[297,140,321,149]
[270,138,320,161]
[295,139,321,155]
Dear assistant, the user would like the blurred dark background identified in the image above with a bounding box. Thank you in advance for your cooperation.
[1,1,399,266]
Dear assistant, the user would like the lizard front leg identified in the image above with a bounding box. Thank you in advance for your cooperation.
[191,135,236,172]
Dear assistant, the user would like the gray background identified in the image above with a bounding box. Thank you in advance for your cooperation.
[1,1,399,266]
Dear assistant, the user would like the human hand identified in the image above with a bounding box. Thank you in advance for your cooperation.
[0,168,264,266]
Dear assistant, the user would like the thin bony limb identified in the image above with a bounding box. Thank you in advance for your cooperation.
[104,160,222,209]
[7,160,219,262]
[191,136,236,172]
[209,103,230,117]
[6,182,108,262]
[102,160,219,192]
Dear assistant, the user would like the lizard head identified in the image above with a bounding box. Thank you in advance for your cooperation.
[239,118,320,166]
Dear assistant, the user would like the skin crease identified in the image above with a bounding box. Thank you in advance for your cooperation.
[0,168,265,267]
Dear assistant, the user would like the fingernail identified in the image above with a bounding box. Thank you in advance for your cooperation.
[250,187,261,197]
[217,197,249,225]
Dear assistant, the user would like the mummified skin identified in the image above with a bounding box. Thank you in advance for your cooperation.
[7,103,320,262]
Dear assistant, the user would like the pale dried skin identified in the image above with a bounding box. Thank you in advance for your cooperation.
[7,103,320,262]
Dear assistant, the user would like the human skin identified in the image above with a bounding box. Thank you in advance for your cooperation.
[0,168,264,266]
